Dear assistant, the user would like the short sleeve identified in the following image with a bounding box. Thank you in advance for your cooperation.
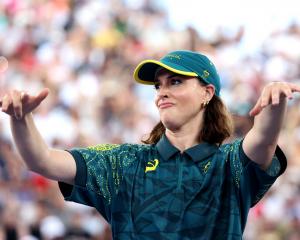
[238,141,286,207]
[222,139,287,207]
[58,144,138,218]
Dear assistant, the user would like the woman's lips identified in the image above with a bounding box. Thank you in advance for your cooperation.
[159,103,174,109]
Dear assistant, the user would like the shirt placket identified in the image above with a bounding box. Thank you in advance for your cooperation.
[169,154,184,216]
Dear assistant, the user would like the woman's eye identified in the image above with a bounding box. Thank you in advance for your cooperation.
[154,83,160,90]
[171,79,182,85]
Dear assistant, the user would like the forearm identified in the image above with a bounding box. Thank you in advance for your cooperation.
[10,113,52,175]
[252,98,287,145]
[2,89,75,183]
[243,98,287,169]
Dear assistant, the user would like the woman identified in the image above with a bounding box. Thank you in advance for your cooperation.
[1,50,299,239]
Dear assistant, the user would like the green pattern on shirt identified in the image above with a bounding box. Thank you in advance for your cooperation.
[60,137,286,240]
[76,144,150,204]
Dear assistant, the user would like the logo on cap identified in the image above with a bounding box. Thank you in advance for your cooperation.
[165,54,181,60]
[201,70,210,79]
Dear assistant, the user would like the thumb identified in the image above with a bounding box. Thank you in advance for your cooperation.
[249,98,262,117]
[21,88,50,114]
[35,88,49,104]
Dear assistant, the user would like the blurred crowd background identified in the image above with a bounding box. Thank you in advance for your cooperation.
[1,0,300,239]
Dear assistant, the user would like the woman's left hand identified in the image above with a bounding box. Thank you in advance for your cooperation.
[249,82,300,117]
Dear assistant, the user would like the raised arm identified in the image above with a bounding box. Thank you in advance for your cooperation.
[0,89,76,184]
[242,82,300,170]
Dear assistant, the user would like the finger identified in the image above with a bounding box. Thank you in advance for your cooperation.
[271,87,280,105]
[35,88,49,104]
[260,88,271,108]
[249,98,262,117]
[22,88,49,114]
[20,91,29,104]
[282,87,293,99]
[289,83,300,93]
[1,94,12,113]
[11,90,23,119]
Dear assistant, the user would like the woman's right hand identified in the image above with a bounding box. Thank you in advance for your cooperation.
[0,88,49,120]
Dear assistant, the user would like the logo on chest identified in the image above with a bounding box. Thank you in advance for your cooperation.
[145,159,159,173]
[203,161,211,173]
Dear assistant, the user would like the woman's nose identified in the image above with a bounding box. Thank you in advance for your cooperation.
[157,85,170,98]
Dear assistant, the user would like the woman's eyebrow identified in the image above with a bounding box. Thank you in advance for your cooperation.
[154,73,182,82]
[167,74,180,79]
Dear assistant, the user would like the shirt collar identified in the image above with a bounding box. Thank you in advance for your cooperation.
[184,142,219,162]
[156,134,179,161]
[156,134,219,163]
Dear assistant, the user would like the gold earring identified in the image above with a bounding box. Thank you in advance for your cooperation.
[202,100,209,107]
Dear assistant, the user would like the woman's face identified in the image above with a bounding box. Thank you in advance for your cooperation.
[154,69,213,131]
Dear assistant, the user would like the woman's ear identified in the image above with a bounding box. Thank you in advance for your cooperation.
[205,84,215,101]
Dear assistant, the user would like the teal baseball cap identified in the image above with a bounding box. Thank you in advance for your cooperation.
[133,50,221,96]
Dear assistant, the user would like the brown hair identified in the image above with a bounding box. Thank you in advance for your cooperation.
[142,95,233,146]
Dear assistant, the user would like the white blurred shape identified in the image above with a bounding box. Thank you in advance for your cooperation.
[40,215,66,239]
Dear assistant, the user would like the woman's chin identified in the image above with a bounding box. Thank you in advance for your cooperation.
[162,120,181,132]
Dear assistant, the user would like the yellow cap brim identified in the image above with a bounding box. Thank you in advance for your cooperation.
[133,59,197,85]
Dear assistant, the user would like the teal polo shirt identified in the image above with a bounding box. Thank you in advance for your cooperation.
[59,135,286,240]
